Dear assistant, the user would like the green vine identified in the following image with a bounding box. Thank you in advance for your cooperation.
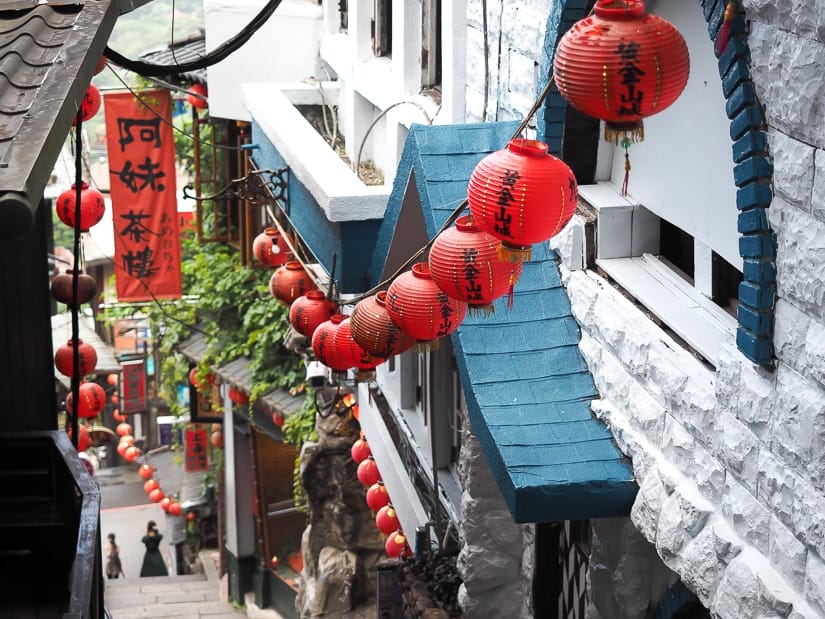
[281,396,317,513]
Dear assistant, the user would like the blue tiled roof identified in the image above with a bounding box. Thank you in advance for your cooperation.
[376,122,637,523]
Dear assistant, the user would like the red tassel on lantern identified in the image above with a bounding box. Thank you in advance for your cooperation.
[375,505,400,535]
[187,83,209,109]
[56,182,106,232]
[429,215,523,314]
[385,530,409,558]
[51,270,97,308]
[386,263,467,349]
[351,438,371,464]
[356,456,381,486]
[350,292,415,358]
[290,290,337,339]
[366,482,390,511]
[253,227,290,267]
[553,0,690,145]
[334,318,382,377]
[54,339,98,377]
[468,139,577,262]
[270,261,317,306]
[311,314,350,372]
[66,382,106,418]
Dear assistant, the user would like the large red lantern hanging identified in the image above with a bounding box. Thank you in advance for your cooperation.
[54,338,98,378]
[68,425,90,452]
[350,292,415,359]
[334,318,382,375]
[51,270,97,308]
[253,227,290,267]
[366,482,390,512]
[375,505,400,535]
[187,83,209,109]
[290,290,337,339]
[386,263,467,348]
[270,261,317,306]
[65,382,106,418]
[351,438,371,464]
[56,182,106,232]
[429,215,524,313]
[468,139,577,262]
[357,456,381,486]
[385,531,409,558]
[553,0,690,145]
[311,314,350,372]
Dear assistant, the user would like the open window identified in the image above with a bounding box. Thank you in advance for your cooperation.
[372,0,392,57]
[421,0,441,91]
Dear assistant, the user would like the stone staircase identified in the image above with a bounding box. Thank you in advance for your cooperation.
[104,551,246,619]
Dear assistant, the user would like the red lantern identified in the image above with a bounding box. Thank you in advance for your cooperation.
[350,292,415,358]
[429,215,523,312]
[357,456,381,486]
[351,438,371,464]
[112,410,125,422]
[116,441,129,457]
[290,290,337,339]
[228,387,248,405]
[56,182,106,232]
[210,430,224,449]
[54,338,98,378]
[375,505,400,535]
[144,479,159,494]
[149,488,165,503]
[75,84,102,123]
[116,422,132,437]
[51,270,97,308]
[385,531,408,558]
[334,318,382,373]
[270,555,281,570]
[94,56,107,75]
[253,227,290,267]
[189,367,214,392]
[311,314,350,372]
[107,373,119,386]
[66,382,106,418]
[270,261,317,306]
[272,412,285,427]
[138,464,155,480]
[553,0,690,144]
[468,139,577,261]
[186,511,197,522]
[187,83,208,109]
[68,425,90,452]
[119,435,135,448]
[386,263,467,346]
[168,502,183,517]
[160,496,172,512]
[124,445,141,463]
[366,482,390,512]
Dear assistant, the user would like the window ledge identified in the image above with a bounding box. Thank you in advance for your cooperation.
[596,254,737,366]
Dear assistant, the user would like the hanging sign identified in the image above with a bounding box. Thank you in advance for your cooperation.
[185,424,209,472]
[121,359,147,414]
[104,90,182,301]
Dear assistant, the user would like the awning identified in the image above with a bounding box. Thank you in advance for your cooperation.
[51,313,121,390]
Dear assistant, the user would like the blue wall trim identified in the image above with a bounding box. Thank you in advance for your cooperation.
[538,0,776,366]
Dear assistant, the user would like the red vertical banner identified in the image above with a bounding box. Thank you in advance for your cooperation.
[104,90,182,301]
[121,359,147,413]
[185,424,209,472]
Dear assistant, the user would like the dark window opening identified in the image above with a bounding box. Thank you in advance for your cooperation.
[372,0,392,57]
[659,219,694,282]
[712,251,742,317]
[421,0,441,90]
[561,104,600,185]
[339,0,347,31]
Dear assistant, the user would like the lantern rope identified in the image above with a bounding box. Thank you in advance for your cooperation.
[69,110,84,449]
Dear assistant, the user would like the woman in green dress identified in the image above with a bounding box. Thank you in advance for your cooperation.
[139,520,169,577]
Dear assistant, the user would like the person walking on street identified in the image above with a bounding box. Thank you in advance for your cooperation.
[139,520,169,577]
[105,532,124,579]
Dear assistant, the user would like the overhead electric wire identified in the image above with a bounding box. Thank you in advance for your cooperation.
[103,0,284,77]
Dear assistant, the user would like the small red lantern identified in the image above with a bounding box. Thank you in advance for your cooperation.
[311,314,350,372]
[270,261,317,306]
[138,464,155,480]
[112,409,125,422]
[51,270,97,308]
[56,182,105,232]
[468,139,577,261]
[54,339,98,378]
[386,263,467,347]
[253,227,290,267]
[375,505,400,535]
[149,488,165,503]
[168,502,183,517]
[189,367,214,392]
[187,83,208,109]
[66,382,106,418]
[351,438,371,464]
[160,497,172,512]
[68,425,90,452]
[429,215,523,312]
[269,555,281,570]
[289,290,337,339]
[554,0,690,145]
[117,441,129,457]
[366,482,390,512]
[107,373,119,387]
[334,318,382,374]
[210,430,224,449]
[385,531,408,558]
[124,445,141,463]
[356,456,381,486]
[116,422,132,437]
[272,412,285,427]
[75,84,102,123]
[144,479,159,494]
[228,386,248,406]
[350,292,415,358]
[186,511,197,522]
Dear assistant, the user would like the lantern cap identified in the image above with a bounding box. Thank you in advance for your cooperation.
[285,260,303,270]
[305,289,326,300]
[411,262,431,279]
[595,0,646,19]
[454,215,481,233]
[507,138,549,158]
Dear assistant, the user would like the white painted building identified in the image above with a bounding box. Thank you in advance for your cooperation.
[201,0,825,616]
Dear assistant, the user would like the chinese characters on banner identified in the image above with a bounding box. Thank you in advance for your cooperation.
[185,425,209,472]
[104,90,182,301]
[121,359,147,414]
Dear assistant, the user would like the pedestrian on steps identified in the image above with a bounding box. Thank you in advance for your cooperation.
[139,520,169,577]
[105,532,124,579]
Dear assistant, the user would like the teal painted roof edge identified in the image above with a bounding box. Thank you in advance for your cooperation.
[383,122,636,523]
